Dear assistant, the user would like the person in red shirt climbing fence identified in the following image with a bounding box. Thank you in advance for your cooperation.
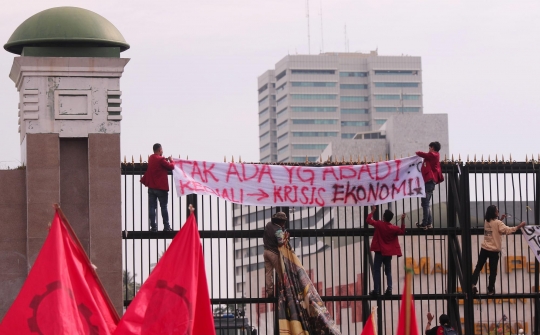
[140,143,175,232]
[416,141,444,229]
[367,205,406,296]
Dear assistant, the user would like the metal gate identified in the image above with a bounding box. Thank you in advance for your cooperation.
[121,157,540,335]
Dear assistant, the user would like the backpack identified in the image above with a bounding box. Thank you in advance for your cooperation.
[442,325,457,335]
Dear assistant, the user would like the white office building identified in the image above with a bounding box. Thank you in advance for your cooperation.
[257,51,423,163]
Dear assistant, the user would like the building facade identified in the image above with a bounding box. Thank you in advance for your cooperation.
[257,51,423,163]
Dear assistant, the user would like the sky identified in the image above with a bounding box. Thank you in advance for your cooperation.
[0,0,539,168]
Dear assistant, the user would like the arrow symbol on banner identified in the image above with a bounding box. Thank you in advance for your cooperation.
[247,189,269,201]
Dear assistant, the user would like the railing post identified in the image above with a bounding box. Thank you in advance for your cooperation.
[458,164,475,335]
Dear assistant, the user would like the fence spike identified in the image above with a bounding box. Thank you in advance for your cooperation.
[474,154,476,163]
[525,154,528,163]
[488,155,490,163]
[224,156,227,162]
[458,154,461,162]
[451,154,454,162]
[371,155,375,163]
[386,154,389,161]
[444,154,447,163]
[466,155,469,163]
[342,156,345,163]
[320,155,323,163]
[239,156,242,163]
[178,154,181,159]
[131,156,134,164]
[502,154,505,162]
[509,154,512,163]
[306,156,309,163]
[495,154,498,162]
[364,156,367,164]
[231,155,234,163]
[186,155,189,160]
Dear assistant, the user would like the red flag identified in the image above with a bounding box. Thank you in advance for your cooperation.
[396,271,418,335]
[0,208,119,334]
[360,306,377,335]
[114,213,215,335]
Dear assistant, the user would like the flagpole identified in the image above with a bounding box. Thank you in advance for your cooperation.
[52,204,121,322]
[405,270,412,335]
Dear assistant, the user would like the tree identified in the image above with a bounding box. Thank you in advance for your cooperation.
[123,270,141,301]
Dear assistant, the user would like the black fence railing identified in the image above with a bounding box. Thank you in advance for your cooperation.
[121,159,540,335]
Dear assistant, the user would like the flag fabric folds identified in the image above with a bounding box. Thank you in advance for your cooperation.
[396,271,419,335]
[277,245,342,335]
[0,208,119,334]
[114,213,215,335]
[360,306,377,335]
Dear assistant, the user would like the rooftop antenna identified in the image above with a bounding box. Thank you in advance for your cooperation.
[344,24,349,52]
[319,0,324,53]
[306,0,311,54]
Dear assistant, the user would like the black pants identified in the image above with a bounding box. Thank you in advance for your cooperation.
[471,248,500,290]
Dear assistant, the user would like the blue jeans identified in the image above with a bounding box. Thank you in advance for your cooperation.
[148,188,169,229]
[372,252,392,292]
[421,181,436,226]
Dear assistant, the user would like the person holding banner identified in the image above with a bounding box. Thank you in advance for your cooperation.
[471,205,526,295]
[416,141,443,230]
[263,212,290,298]
[140,143,175,232]
[367,205,406,296]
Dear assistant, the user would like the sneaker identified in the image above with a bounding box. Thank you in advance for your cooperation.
[369,290,380,296]
[487,287,495,295]
[384,288,392,296]
[163,226,172,232]
[472,285,478,295]
[149,226,158,232]
[416,222,428,230]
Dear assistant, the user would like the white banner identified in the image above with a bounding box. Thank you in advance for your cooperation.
[172,156,425,207]
[521,226,540,263]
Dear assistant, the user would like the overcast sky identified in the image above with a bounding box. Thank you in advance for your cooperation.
[0,0,538,168]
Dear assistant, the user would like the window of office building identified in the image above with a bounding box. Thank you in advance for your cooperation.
[291,82,336,87]
[277,107,287,117]
[374,94,400,100]
[276,83,287,93]
[259,107,268,117]
[340,84,368,89]
[341,133,356,139]
[291,69,335,75]
[375,107,420,112]
[341,108,368,114]
[292,132,338,137]
[364,132,386,139]
[375,119,387,125]
[276,70,286,81]
[292,94,337,100]
[292,119,337,125]
[292,144,328,150]
[258,84,268,94]
[260,131,269,141]
[278,145,289,155]
[339,72,368,77]
[259,120,269,129]
[277,96,287,106]
[341,96,368,102]
[291,107,337,112]
[341,121,369,127]
[374,82,419,88]
[258,95,268,105]
[261,155,270,162]
[278,133,288,142]
[292,156,319,162]
[260,143,270,152]
[277,120,288,130]
[374,70,418,75]
[403,95,420,100]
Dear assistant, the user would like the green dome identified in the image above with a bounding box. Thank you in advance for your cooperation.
[4,7,130,55]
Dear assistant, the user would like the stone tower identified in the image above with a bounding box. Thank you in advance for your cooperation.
[0,7,129,316]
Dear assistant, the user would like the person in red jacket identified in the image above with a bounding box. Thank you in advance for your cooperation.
[140,143,175,232]
[415,141,443,229]
[367,205,406,296]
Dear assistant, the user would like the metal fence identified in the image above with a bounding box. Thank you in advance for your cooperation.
[121,158,540,335]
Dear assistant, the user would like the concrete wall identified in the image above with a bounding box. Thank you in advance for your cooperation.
[0,170,26,319]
